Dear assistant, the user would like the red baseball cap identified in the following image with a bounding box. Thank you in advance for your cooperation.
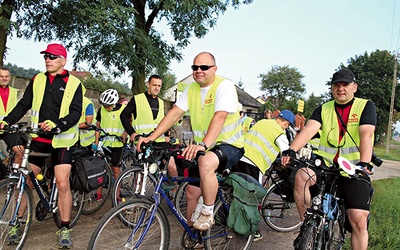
[40,43,67,58]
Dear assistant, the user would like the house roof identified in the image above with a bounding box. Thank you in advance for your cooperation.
[162,74,261,109]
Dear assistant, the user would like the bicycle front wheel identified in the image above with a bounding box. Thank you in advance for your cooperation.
[81,161,113,215]
[88,198,170,250]
[299,218,318,250]
[111,166,157,207]
[0,178,33,250]
[260,180,302,232]
[204,199,254,250]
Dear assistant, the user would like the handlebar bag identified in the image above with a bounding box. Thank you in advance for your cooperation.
[72,156,108,192]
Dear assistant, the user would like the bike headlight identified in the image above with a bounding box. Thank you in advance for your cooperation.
[312,196,322,211]
[149,163,158,174]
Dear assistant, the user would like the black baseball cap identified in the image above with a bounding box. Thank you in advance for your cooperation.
[330,69,356,85]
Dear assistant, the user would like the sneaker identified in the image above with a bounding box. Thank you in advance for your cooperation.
[95,192,103,201]
[6,224,22,245]
[193,210,214,231]
[56,227,72,249]
[253,230,263,242]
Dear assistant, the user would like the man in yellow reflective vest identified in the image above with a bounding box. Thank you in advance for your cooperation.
[94,89,126,201]
[78,96,96,149]
[281,69,376,250]
[0,67,20,179]
[233,109,296,241]
[0,43,83,248]
[137,52,244,231]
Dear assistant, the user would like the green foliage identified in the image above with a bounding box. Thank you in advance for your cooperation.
[5,63,40,79]
[368,178,400,249]
[258,65,306,110]
[79,74,132,96]
[342,50,400,143]
[302,92,330,119]
[13,0,253,95]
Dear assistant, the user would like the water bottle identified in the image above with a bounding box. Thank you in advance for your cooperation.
[36,173,48,192]
[191,196,204,222]
[0,150,5,161]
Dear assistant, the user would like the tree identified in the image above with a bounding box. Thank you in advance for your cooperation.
[342,50,400,143]
[258,65,306,110]
[2,0,252,94]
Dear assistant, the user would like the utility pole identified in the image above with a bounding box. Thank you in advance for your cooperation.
[386,50,399,154]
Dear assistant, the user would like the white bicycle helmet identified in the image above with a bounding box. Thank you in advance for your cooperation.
[99,89,119,106]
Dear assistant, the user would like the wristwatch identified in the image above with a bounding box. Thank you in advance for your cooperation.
[199,141,208,150]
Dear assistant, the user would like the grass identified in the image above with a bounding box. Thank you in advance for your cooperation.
[374,142,400,161]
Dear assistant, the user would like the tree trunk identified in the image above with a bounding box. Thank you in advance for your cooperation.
[0,0,16,67]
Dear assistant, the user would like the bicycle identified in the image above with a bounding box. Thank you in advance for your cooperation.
[0,122,84,249]
[88,142,257,250]
[258,159,303,232]
[78,123,119,215]
[292,156,374,250]
[111,137,180,207]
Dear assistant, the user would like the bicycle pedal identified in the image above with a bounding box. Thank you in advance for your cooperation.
[35,200,48,221]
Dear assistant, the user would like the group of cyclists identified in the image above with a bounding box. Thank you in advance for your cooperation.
[0,43,377,250]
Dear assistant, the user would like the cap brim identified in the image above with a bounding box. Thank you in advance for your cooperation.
[331,78,354,85]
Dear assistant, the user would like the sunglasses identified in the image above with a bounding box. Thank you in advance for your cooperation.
[43,54,64,60]
[191,65,215,71]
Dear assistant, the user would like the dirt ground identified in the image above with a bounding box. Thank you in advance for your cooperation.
[17,159,400,250]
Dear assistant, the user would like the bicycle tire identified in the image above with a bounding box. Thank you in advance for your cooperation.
[260,180,302,232]
[0,178,33,250]
[120,150,137,170]
[53,188,85,228]
[299,218,318,250]
[204,199,254,250]
[173,181,188,222]
[87,198,170,250]
[81,161,113,215]
[111,166,157,207]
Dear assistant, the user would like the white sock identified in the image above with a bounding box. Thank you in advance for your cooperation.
[202,204,214,215]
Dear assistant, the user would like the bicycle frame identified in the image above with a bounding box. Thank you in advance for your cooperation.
[128,172,228,248]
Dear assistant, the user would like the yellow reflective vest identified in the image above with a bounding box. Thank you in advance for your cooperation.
[187,76,243,148]
[79,97,96,147]
[99,105,126,148]
[317,98,372,165]
[0,87,18,120]
[241,116,254,133]
[31,73,81,148]
[244,119,285,173]
[131,93,165,143]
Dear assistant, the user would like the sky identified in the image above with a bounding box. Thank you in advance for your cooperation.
[4,0,400,100]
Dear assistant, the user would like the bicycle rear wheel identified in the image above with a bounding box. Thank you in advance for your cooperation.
[53,188,85,228]
[111,166,157,207]
[0,178,33,250]
[88,198,170,250]
[260,180,302,232]
[81,162,112,215]
[204,199,254,250]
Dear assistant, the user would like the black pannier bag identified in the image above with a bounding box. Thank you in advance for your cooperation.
[72,156,108,192]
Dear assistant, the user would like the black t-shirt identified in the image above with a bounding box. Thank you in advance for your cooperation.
[310,98,377,126]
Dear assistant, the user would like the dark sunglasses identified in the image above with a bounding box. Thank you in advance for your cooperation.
[191,65,215,71]
[327,128,346,148]
[43,54,63,60]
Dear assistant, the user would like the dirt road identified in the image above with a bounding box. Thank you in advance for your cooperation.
[21,159,400,249]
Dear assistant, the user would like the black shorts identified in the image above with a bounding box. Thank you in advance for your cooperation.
[231,161,261,181]
[29,140,72,168]
[337,175,372,211]
[187,144,244,186]
[104,146,123,167]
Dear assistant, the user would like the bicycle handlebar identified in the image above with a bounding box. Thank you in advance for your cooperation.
[1,122,61,136]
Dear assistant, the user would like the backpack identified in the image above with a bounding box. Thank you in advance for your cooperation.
[223,172,267,236]
[72,156,108,192]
